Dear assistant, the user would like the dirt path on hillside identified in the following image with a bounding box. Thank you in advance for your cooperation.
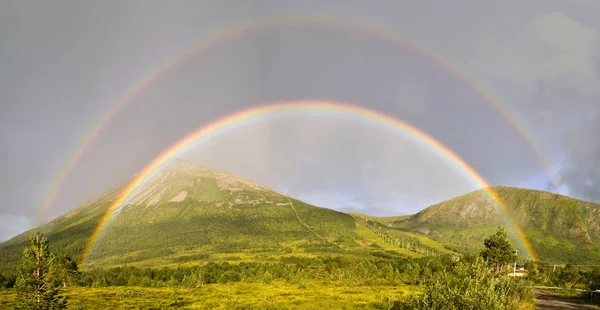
[534,288,600,310]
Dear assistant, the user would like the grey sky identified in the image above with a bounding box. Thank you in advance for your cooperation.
[1,0,599,241]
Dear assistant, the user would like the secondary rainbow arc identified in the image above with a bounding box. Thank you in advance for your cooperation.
[37,13,560,226]
[80,100,537,267]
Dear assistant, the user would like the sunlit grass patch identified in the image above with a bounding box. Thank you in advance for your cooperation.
[0,281,418,309]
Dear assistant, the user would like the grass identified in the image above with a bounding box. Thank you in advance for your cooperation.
[0,281,419,309]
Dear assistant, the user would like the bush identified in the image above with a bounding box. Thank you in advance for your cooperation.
[0,273,9,288]
[404,257,534,310]
[588,267,600,290]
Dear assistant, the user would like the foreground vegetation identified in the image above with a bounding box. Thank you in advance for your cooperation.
[0,259,535,309]
[1,228,540,309]
[529,263,600,290]
[405,256,534,310]
[526,262,600,306]
[1,281,417,309]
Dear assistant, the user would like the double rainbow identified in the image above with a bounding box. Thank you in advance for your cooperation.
[37,14,560,226]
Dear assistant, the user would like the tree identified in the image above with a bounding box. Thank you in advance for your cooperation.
[554,264,581,289]
[480,227,517,274]
[50,253,80,288]
[15,231,67,310]
[523,260,541,283]
[588,267,600,290]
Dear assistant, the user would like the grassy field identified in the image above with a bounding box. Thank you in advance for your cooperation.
[0,281,419,309]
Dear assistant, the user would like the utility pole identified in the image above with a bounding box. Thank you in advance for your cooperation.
[514,250,518,275]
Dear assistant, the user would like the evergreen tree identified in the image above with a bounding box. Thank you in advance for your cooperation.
[50,253,80,288]
[15,231,67,310]
[480,227,517,273]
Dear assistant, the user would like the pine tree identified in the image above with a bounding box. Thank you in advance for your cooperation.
[15,231,67,310]
[50,253,80,288]
[480,227,517,274]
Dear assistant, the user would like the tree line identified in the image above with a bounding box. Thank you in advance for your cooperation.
[527,261,600,291]
[366,220,447,256]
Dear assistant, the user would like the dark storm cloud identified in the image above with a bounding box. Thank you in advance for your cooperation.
[469,8,600,200]
[562,112,600,201]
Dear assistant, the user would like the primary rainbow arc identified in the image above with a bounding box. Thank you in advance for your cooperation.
[80,100,537,267]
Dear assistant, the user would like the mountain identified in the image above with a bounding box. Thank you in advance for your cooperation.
[0,159,448,273]
[3,160,596,272]
[390,186,600,264]
[0,159,353,269]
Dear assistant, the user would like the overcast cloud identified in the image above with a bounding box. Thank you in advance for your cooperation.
[1,0,599,241]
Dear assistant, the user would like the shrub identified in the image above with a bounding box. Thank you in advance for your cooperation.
[404,257,534,310]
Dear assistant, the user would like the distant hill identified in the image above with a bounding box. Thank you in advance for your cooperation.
[0,159,448,273]
[390,186,600,264]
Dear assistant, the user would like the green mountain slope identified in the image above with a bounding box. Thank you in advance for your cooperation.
[0,159,450,274]
[390,186,600,264]
[0,160,356,269]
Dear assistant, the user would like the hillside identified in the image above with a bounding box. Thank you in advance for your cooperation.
[390,186,600,264]
[0,159,355,269]
[0,159,450,274]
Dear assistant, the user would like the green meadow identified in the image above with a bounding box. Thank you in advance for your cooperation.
[0,281,418,309]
